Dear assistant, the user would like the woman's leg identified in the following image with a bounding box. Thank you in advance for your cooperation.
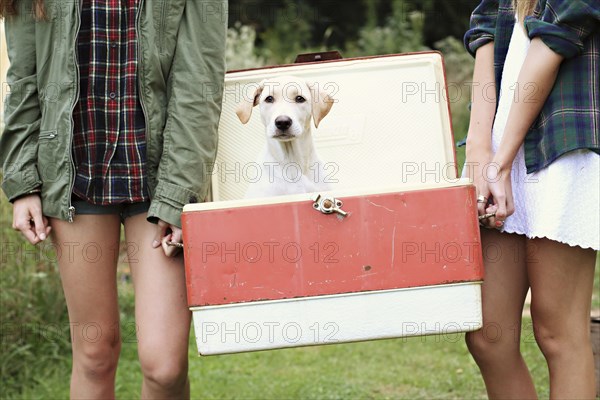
[123,214,191,399]
[465,229,537,399]
[50,215,122,399]
[527,238,596,399]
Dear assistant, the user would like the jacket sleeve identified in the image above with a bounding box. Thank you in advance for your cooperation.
[0,10,43,202]
[147,0,228,228]
[464,0,499,57]
[525,0,600,59]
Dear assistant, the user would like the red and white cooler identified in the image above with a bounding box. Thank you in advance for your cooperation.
[182,52,484,355]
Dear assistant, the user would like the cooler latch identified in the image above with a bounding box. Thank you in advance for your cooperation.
[312,194,348,217]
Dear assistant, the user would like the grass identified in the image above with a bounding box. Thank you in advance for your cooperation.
[11,301,544,400]
[3,216,598,399]
[0,199,71,397]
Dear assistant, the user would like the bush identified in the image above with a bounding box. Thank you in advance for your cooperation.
[433,35,474,168]
[346,0,429,57]
[226,22,266,71]
[259,1,315,64]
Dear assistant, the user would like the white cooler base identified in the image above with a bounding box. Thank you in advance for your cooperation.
[191,282,482,355]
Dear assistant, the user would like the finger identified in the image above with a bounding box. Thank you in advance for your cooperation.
[476,188,491,216]
[492,198,506,229]
[481,204,498,229]
[494,194,507,220]
[22,230,40,245]
[505,185,515,218]
[13,211,39,244]
[170,227,182,245]
[16,219,40,245]
[488,182,507,225]
[161,232,172,254]
[161,233,180,257]
[163,245,179,258]
[152,221,168,248]
[43,217,52,237]
[166,228,183,257]
[31,209,47,241]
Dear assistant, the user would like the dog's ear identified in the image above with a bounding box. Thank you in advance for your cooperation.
[309,83,334,129]
[236,81,265,124]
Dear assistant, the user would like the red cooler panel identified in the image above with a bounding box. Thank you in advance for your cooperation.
[183,184,483,307]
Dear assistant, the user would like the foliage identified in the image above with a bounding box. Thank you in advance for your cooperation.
[346,0,429,57]
[423,0,480,47]
[0,199,71,397]
[259,1,315,65]
[434,35,475,160]
[226,22,266,71]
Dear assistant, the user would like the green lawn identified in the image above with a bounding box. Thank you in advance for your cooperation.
[13,266,600,400]
[10,310,528,400]
[5,249,599,399]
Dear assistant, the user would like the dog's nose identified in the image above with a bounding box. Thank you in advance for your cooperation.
[275,116,293,131]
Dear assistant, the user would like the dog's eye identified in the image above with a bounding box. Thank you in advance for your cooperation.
[295,96,306,103]
[264,96,275,103]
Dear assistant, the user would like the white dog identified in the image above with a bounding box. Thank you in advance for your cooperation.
[236,76,334,198]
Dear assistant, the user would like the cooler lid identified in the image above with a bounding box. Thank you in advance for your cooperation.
[184,179,469,212]
[209,52,457,202]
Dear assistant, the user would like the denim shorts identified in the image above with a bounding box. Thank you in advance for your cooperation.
[71,195,150,223]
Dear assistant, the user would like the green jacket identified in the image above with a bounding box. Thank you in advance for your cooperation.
[1,0,228,227]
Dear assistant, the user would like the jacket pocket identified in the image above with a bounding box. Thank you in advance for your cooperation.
[38,130,58,140]
[37,130,61,183]
[153,0,168,55]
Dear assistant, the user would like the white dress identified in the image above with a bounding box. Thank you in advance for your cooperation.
[482,17,600,250]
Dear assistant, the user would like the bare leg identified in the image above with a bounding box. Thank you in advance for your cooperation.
[527,238,596,399]
[124,214,191,399]
[50,215,122,400]
[465,229,537,399]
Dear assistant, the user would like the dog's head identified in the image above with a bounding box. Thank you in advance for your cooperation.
[236,76,334,141]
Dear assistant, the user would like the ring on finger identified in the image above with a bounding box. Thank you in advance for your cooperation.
[166,241,184,248]
[477,195,488,204]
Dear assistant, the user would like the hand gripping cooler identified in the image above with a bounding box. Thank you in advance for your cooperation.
[182,52,484,355]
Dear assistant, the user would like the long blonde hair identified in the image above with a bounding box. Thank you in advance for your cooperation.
[0,0,46,20]
[514,0,537,19]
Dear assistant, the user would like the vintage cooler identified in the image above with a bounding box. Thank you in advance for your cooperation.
[182,52,484,355]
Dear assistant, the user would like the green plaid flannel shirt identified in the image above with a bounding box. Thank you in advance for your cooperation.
[464,0,600,173]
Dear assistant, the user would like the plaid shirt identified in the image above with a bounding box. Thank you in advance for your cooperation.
[72,0,149,204]
[464,0,600,173]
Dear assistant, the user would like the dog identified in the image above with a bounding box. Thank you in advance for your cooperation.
[236,76,334,198]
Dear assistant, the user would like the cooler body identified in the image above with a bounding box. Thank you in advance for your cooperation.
[182,52,484,355]
[182,182,483,355]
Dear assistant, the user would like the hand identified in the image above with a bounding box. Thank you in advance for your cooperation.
[464,146,495,225]
[152,219,183,257]
[12,194,52,245]
[486,163,515,229]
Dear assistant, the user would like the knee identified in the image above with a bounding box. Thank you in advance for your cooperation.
[74,340,121,381]
[466,323,519,363]
[532,319,588,361]
[141,358,188,391]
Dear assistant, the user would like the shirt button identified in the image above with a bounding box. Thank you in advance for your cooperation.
[110,42,118,49]
[109,92,117,100]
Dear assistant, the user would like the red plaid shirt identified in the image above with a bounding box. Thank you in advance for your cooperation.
[72,0,149,204]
